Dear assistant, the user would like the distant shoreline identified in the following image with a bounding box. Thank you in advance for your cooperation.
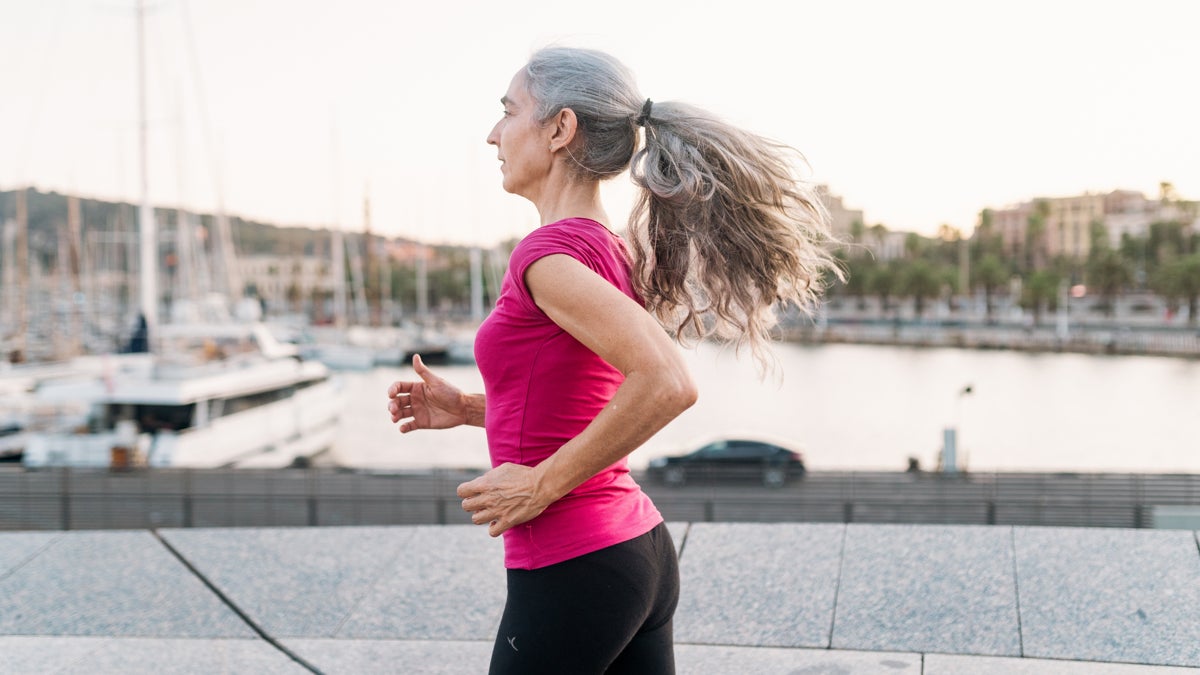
[781,321,1200,359]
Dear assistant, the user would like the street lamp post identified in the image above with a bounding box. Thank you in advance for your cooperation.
[942,384,974,474]
[1056,280,1070,341]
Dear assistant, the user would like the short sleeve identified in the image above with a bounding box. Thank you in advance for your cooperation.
[506,221,604,312]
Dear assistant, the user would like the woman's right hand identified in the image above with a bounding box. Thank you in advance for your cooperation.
[387,354,469,432]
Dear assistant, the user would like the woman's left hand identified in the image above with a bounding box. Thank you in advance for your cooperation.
[457,463,552,537]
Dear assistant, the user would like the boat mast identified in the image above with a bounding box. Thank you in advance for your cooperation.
[136,0,158,336]
[65,195,84,357]
[179,0,238,305]
[469,246,483,323]
[362,186,376,325]
[329,121,347,331]
[348,224,369,326]
[12,188,29,362]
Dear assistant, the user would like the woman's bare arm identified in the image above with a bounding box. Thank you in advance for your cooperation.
[457,254,697,536]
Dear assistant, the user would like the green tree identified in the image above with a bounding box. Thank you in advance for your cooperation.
[971,208,1003,261]
[1149,221,1186,264]
[1021,270,1060,326]
[972,255,1008,322]
[867,262,898,315]
[1152,254,1200,325]
[868,224,889,253]
[1025,199,1052,272]
[899,260,941,319]
[1086,249,1133,317]
[903,232,925,260]
[837,255,873,309]
[1120,233,1149,288]
[849,219,865,247]
[1089,219,1109,255]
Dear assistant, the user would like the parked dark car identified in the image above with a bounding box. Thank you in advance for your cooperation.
[646,438,806,488]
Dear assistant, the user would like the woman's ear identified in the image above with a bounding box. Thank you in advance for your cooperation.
[547,108,578,152]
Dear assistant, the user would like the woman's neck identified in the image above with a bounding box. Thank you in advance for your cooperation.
[533,177,608,227]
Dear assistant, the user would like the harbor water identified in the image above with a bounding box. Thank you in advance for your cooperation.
[330,342,1200,474]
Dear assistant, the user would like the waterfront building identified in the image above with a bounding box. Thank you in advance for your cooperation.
[238,255,335,313]
[1045,193,1105,260]
[983,188,1198,267]
[873,230,910,261]
[991,201,1032,260]
[818,185,918,261]
[817,185,865,245]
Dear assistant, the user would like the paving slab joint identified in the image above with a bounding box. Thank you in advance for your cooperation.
[825,524,849,649]
[676,522,693,559]
[1010,526,1025,657]
[0,533,63,584]
[150,529,326,674]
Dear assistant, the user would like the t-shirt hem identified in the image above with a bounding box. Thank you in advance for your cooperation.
[504,513,664,570]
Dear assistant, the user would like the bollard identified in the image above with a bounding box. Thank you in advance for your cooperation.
[942,427,958,474]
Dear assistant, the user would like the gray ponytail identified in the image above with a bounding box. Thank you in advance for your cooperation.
[523,47,843,370]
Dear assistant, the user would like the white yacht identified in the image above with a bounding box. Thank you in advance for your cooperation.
[22,323,343,469]
[0,376,33,461]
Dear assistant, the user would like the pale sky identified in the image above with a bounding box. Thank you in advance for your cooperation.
[2,0,1198,247]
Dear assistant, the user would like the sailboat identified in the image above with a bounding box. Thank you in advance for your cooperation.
[21,0,343,470]
[302,186,452,369]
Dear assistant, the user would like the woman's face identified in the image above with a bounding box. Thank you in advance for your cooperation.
[486,70,554,199]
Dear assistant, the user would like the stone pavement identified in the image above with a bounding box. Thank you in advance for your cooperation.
[1,523,1198,674]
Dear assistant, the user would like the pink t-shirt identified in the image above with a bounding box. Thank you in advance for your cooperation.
[473,217,663,570]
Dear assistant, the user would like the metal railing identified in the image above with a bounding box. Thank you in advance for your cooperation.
[2,467,1198,531]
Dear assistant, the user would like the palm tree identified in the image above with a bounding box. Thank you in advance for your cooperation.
[868,223,889,253]
[1025,199,1052,272]
[1153,254,1200,325]
[849,219,865,248]
[904,232,924,260]
[839,255,872,310]
[1086,249,1133,318]
[900,260,942,320]
[1021,270,1060,326]
[1151,262,1183,318]
[972,255,1008,323]
[867,263,898,316]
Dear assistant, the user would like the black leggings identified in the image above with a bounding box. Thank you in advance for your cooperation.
[488,522,680,675]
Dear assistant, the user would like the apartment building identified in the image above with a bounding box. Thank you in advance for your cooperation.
[991,202,1032,259]
[984,189,1197,265]
[238,255,335,309]
[816,185,865,242]
[1047,193,1105,259]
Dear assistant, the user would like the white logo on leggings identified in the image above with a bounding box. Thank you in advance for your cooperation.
[507,636,519,652]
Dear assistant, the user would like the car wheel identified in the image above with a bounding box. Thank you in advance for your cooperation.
[664,466,686,487]
[763,466,786,488]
